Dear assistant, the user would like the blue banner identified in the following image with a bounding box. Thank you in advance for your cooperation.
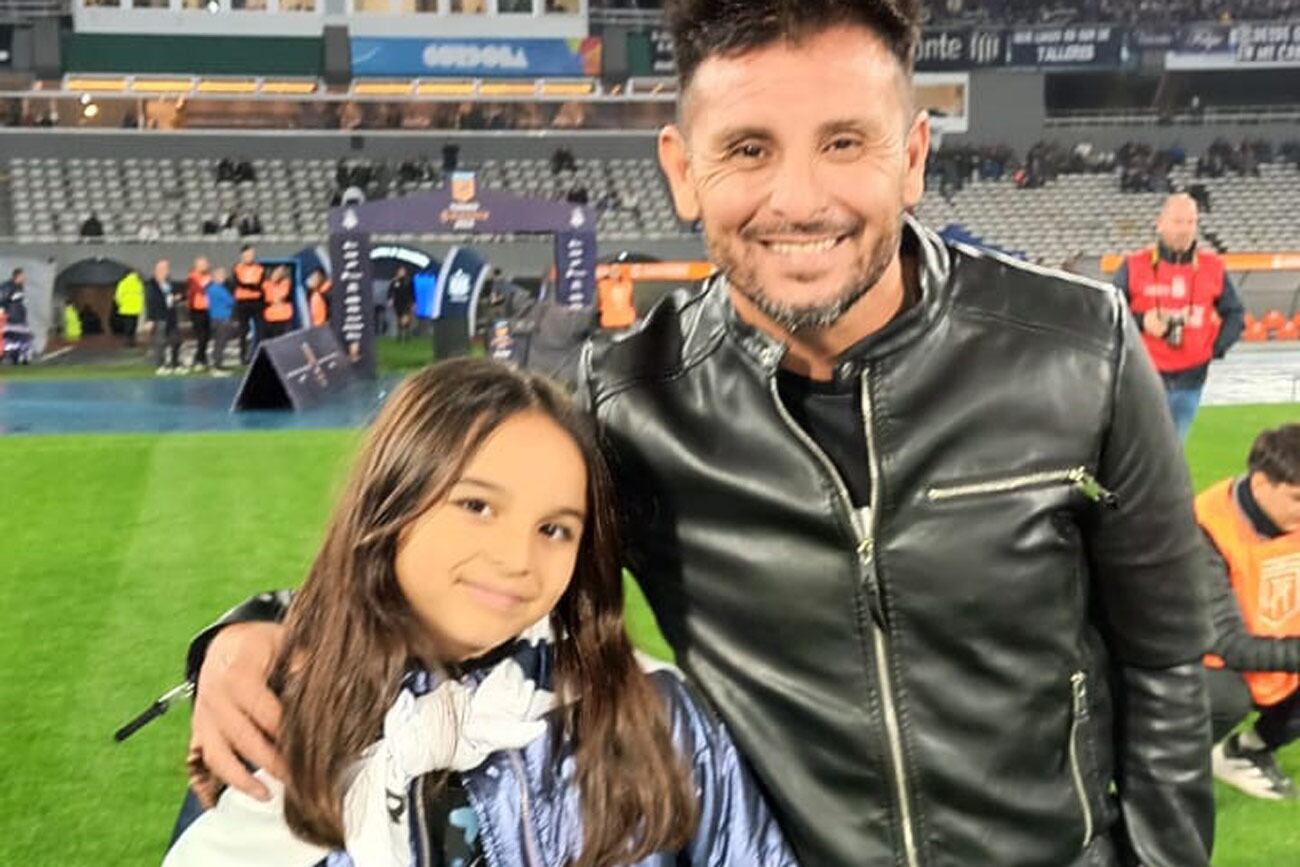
[351,37,602,78]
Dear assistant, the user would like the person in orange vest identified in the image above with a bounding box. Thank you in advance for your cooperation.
[1112,193,1245,441]
[186,256,212,372]
[598,268,637,331]
[1197,423,1300,800]
[232,245,267,364]
[306,267,331,328]
[262,264,295,340]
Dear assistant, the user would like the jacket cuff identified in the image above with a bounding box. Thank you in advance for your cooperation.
[184,590,294,684]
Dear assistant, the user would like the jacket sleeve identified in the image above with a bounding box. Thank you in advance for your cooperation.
[1085,310,1214,867]
[185,590,294,684]
[1211,275,1245,359]
[652,672,798,867]
[1202,531,1300,672]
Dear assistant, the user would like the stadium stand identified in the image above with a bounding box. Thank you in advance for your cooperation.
[6,154,686,243]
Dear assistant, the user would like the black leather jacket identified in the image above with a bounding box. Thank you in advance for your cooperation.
[191,220,1213,867]
[580,219,1213,867]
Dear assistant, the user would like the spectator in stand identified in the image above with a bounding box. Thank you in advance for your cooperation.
[144,259,183,375]
[206,266,235,376]
[186,256,212,372]
[1196,424,1300,801]
[79,212,104,239]
[1112,193,1245,440]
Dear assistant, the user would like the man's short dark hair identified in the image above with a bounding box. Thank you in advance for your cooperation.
[11,268,22,279]
[1248,424,1300,486]
[667,0,922,91]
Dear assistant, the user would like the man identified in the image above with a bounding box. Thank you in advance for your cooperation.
[1113,193,1244,440]
[231,245,265,364]
[183,3,1213,865]
[305,267,330,329]
[0,268,27,328]
[144,259,182,374]
[1197,424,1300,800]
[206,267,234,376]
[185,256,212,372]
[387,265,415,342]
[114,269,145,347]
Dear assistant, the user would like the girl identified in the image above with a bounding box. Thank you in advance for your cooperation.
[166,358,796,867]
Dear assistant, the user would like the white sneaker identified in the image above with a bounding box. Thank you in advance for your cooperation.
[210,368,232,378]
[1212,735,1298,800]
[155,366,172,376]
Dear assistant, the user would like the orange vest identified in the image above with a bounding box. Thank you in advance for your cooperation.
[263,278,294,324]
[234,262,266,301]
[1197,478,1300,706]
[1125,247,1225,374]
[186,271,210,311]
[309,291,327,327]
[598,275,637,330]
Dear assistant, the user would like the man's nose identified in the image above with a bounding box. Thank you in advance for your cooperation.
[766,155,829,225]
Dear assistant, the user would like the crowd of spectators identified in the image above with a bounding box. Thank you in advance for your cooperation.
[927,136,1299,200]
[594,0,1300,26]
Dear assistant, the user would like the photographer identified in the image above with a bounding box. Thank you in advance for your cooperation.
[1114,193,1244,441]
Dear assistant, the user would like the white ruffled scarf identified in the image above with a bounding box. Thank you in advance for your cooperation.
[165,620,558,867]
[341,618,558,866]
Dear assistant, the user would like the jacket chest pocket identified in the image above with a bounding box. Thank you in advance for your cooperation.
[926,466,1116,509]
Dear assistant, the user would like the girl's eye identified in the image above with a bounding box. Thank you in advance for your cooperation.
[456,498,493,517]
[540,522,577,542]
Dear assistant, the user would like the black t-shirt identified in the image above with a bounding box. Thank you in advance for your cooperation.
[775,251,924,509]
[421,775,485,867]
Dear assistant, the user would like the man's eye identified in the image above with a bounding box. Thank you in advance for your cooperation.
[540,522,577,542]
[827,137,863,154]
[729,143,766,161]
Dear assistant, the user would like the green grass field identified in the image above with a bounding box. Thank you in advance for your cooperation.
[0,403,1295,864]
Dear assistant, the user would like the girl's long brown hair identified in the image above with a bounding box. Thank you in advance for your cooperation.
[273,358,697,865]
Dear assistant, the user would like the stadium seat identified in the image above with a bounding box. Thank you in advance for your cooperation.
[1244,321,1269,343]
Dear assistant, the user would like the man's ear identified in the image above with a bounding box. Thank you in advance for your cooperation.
[658,124,702,222]
[902,110,931,210]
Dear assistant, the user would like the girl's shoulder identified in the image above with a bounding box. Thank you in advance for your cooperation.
[636,654,726,762]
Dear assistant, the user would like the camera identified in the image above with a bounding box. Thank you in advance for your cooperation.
[1165,315,1185,348]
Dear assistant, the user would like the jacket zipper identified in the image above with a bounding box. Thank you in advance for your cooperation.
[767,371,922,867]
[509,751,544,867]
[412,777,432,867]
[926,466,1118,508]
[1068,671,1095,849]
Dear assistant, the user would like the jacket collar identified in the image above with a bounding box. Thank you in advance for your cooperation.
[711,213,953,376]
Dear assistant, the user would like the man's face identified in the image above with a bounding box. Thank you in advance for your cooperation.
[1157,197,1199,253]
[241,249,255,265]
[1252,473,1300,534]
[659,25,929,332]
[154,261,169,281]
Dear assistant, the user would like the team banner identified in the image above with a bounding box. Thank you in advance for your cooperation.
[326,208,377,379]
[1234,23,1300,64]
[915,28,1006,71]
[351,36,602,77]
[552,231,597,309]
[1008,25,1126,67]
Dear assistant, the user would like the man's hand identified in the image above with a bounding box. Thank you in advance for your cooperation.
[1142,309,1169,339]
[188,621,287,806]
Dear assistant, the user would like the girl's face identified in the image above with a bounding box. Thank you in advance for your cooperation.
[395,411,588,663]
